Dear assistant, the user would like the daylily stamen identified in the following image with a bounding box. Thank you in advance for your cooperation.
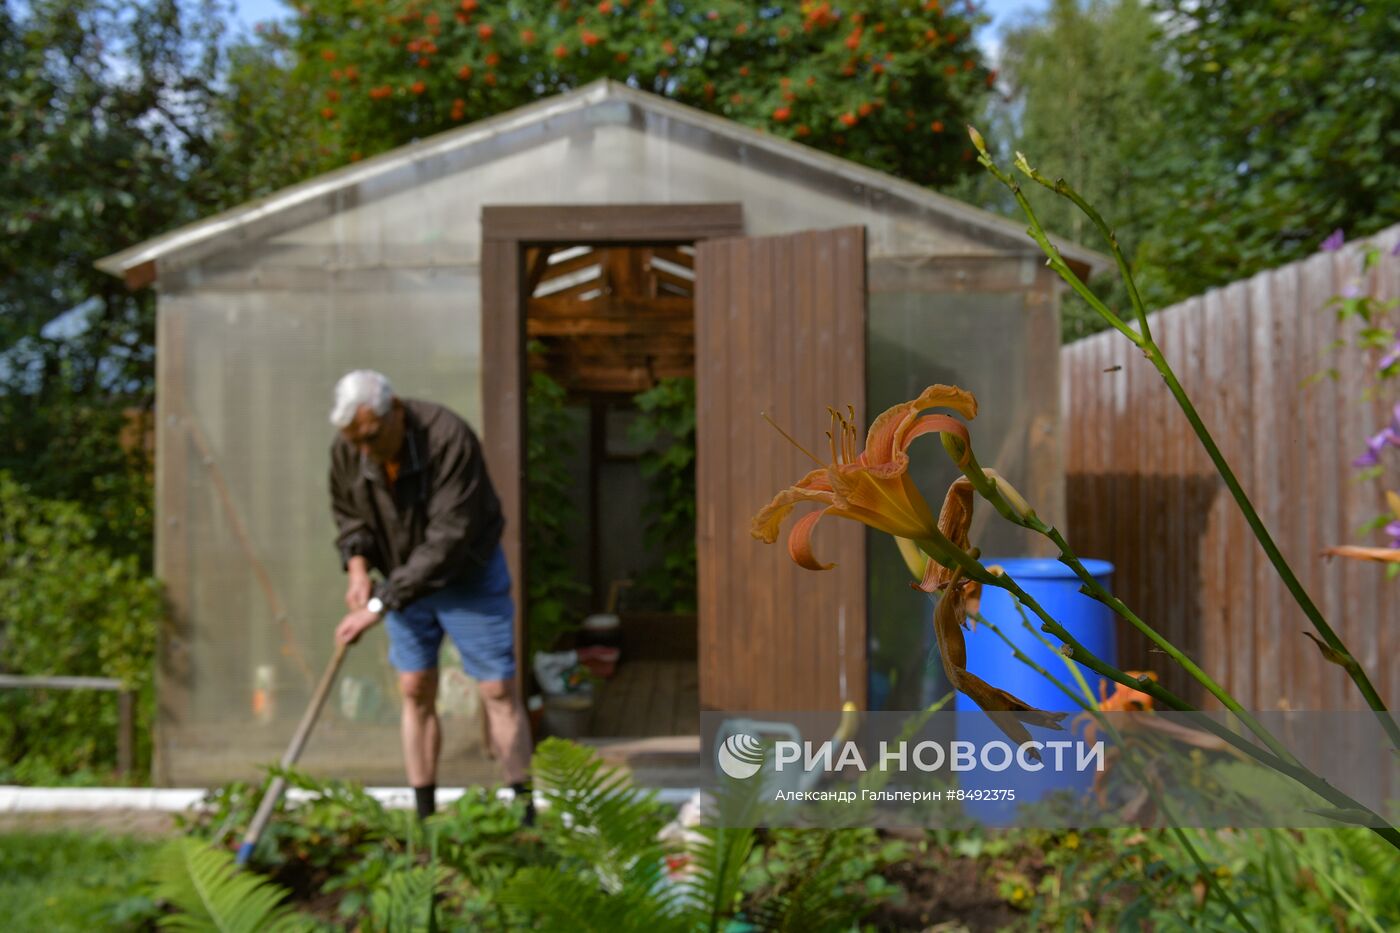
[752,385,1066,749]
[761,411,824,467]
[753,384,978,565]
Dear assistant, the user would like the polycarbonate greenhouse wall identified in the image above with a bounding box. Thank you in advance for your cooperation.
[105,81,1101,783]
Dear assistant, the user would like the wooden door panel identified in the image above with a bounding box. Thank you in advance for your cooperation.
[695,227,867,712]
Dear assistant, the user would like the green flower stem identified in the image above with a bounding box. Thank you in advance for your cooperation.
[996,563,1400,843]
[1012,154,1153,341]
[975,609,1259,932]
[1019,610,1400,902]
[970,146,1139,344]
[976,136,1400,750]
[914,534,1266,756]
[942,433,1299,764]
[915,537,1400,848]
[1152,354,1400,747]
[1001,558,1293,765]
[1036,517,1300,765]
[943,434,1399,837]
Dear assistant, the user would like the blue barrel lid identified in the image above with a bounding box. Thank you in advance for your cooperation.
[979,557,1114,579]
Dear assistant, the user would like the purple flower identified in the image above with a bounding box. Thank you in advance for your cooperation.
[1320,228,1345,252]
[1341,282,1365,300]
[1387,519,1400,550]
[1380,335,1400,372]
[1353,403,1400,468]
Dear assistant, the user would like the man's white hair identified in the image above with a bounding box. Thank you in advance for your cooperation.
[330,370,394,428]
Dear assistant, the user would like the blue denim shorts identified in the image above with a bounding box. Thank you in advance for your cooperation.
[384,545,516,681]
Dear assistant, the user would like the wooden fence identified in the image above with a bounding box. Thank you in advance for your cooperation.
[1062,225,1400,710]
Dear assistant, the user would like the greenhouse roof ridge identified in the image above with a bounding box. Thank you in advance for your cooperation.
[97,79,1109,284]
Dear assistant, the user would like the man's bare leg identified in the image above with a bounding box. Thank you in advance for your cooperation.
[399,670,441,816]
[478,678,531,785]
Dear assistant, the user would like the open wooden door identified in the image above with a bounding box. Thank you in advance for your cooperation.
[694,227,868,712]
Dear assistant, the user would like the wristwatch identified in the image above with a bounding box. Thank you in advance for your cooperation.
[366,596,385,616]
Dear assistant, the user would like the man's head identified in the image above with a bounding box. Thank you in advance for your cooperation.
[330,370,406,464]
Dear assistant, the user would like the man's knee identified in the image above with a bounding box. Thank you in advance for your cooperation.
[399,670,439,708]
[478,678,514,704]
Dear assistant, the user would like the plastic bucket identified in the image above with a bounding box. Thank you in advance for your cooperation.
[951,557,1115,823]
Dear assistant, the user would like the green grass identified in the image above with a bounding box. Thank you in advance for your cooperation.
[0,831,163,931]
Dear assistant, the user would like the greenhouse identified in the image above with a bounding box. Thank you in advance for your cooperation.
[99,79,1107,785]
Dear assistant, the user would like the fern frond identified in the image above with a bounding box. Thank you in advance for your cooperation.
[152,837,311,933]
[682,823,755,928]
[499,865,686,933]
[366,863,448,932]
[747,829,879,933]
[532,737,671,891]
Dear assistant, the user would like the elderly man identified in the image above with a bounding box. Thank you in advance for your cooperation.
[328,369,532,821]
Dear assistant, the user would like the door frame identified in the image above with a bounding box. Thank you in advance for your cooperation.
[479,204,745,697]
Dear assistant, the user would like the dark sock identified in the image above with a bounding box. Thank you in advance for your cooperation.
[511,781,535,826]
[414,783,436,820]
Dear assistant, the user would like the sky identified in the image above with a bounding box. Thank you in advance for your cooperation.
[229,0,1048,61]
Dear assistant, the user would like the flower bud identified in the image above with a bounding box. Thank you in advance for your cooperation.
[967,125,987,156]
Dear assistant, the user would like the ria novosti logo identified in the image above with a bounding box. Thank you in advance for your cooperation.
[716,733,766,779]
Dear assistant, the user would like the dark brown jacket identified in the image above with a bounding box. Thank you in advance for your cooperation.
[329,398,504,611]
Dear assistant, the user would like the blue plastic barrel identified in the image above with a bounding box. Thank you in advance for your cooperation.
[954,557,1117,713]
[950,557,1116,823]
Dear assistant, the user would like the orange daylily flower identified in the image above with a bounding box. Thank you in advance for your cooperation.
[1322,492,1400,564]
[934,563,1068,750]
[1098,672,1158,712]
[751,384,976,569]
[753,386,1067,750]
[1074,672,1158,747]
[1321,545,1400,563]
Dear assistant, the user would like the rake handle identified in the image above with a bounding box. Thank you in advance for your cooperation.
[236,640,349,865]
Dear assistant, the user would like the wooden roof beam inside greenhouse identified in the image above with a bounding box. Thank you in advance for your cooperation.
[525,245,696,395]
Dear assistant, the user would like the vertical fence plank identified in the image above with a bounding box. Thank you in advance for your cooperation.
[1198,289,1230,704]
[1303,252,1350,761]
[1273,264,1301,712]
[1379,229,1400,707]
[1125,316,1148,672]
[1063,225,1400,712]
[1165,294,1191,702]
[1333,247,1370,711]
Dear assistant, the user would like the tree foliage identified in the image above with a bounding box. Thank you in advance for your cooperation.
[0,0,244,564]
[1143,0,1400,304]
[270,0,994,187]
[0,475,163,781]
[986,0,1172,339]
[986,0,1400,339]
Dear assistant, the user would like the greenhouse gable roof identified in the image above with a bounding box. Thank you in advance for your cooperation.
[97,79,1108,284]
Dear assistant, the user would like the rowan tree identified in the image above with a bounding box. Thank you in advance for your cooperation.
[277,0,992,186]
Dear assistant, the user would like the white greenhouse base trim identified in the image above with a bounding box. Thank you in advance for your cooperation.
[0,785,699,813]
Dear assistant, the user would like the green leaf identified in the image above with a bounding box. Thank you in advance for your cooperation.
[151,838,312,932]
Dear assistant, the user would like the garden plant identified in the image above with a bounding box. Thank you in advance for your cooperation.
[757,130,1399,855]
[140,737,1398,930]
[1312,231,1400,571]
